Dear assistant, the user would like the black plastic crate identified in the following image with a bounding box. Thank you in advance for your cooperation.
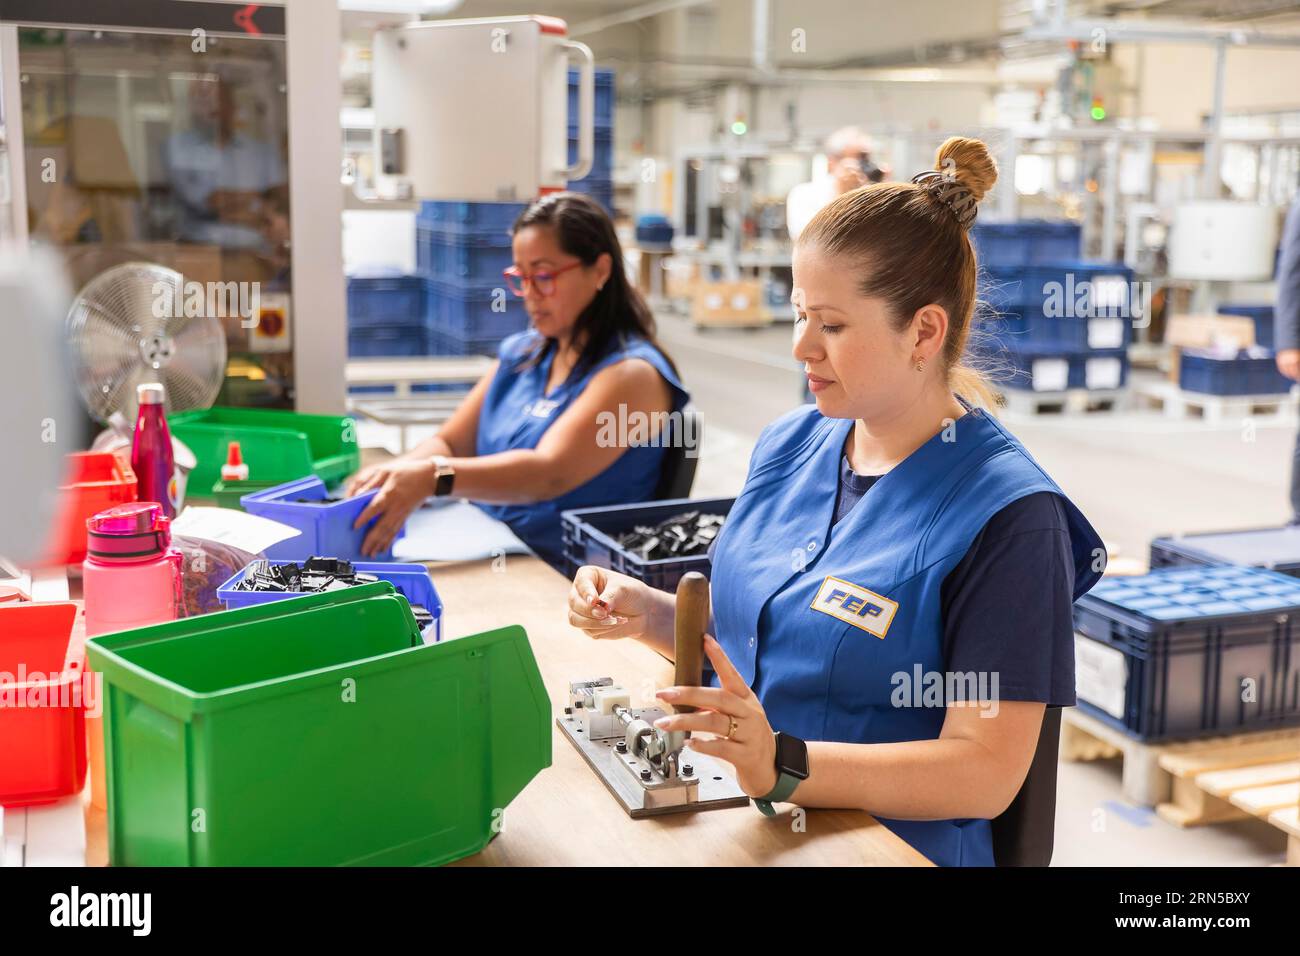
[1150,526,1300,578]
[1073,565,1300,741]
[561,497,734,593]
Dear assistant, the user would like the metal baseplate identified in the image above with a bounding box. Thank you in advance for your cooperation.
[558,678,750,818]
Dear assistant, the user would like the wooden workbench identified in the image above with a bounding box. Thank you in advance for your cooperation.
[84,556,931,867]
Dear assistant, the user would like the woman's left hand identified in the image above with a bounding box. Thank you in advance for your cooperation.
[652,634,778,799]
[351,458,436,558]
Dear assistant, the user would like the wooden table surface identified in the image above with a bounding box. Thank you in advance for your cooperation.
[84,555,931,867]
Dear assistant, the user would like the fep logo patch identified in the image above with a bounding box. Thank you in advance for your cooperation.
[810,576,898,638]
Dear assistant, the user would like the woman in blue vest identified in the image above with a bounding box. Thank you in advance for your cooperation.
[347,192,688,568]
[567,137,1105,867]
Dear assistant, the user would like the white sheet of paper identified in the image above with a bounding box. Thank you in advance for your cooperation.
[391,498,533,562]
[172,506,302,555]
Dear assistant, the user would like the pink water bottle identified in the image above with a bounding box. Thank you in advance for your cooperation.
[82,502,182,811]
[83,502,182,639]
[131,382,176,518]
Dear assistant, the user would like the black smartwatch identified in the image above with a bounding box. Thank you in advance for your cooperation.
[430,455,456,497]
[754,731,809,816]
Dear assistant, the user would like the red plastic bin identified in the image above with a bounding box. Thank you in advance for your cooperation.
[0,602,88,807]
[46,452,137,565]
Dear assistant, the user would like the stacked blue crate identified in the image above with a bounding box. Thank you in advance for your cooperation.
[566,68,615,214]
[1074,565,1300,740]
[415,200,530,356]
[346,271,428,357]
[971,221,1134,395]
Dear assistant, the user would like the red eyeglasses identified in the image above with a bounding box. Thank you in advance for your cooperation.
[503,260,585,297]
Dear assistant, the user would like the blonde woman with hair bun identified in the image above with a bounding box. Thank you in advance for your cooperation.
[567,137,1104,867]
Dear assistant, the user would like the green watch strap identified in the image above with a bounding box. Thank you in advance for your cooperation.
[754,770,801,817]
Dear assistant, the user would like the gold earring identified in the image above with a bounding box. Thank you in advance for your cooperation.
[915,358,926,372]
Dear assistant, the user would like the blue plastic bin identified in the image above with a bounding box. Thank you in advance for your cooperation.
[561,497,734,593]
[217,560,443,642]
[980,310,1130,352]
[1074,565,1300,740]
[980,346,1128,392]
[347,274,426,329]
[970,220,1081,268]
[425,278,529,342]
[1218,304,1275,350]
[1179,350,1292,396]
[424,232,514,283]
[417,201,527,236]
[348,324,429,358]
[568,67,615,129]
[240,476,404,561]
[426,327,512,358]
[982,261,1133,318]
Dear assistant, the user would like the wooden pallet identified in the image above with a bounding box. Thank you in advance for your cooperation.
[997,387,1124,416]
[1132,380,1298,424]
[1060,707,1300,811]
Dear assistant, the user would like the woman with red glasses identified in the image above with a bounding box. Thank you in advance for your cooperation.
[346,192,688,568]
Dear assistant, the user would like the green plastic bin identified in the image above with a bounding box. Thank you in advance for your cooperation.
[170,407,361,493]
[85,582,550,866]
[211,477,284,509]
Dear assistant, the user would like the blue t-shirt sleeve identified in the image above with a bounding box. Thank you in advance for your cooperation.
[939,491,1077,706]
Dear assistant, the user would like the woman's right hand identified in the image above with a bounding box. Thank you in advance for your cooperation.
[567,566,657,641]
[345,460,396,497]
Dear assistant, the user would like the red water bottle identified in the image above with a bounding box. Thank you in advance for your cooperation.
[131,382,176,517]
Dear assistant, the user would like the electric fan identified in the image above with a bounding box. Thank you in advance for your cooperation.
[65,262,228,422]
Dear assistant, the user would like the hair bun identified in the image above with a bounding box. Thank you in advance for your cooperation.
[933,137,997,205]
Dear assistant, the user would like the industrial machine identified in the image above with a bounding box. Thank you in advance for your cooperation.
[370,15,594,202]
[558,572,749,817]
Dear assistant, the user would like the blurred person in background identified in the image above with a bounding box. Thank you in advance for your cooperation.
[1273,196,1300,520]
[786,126,888,240]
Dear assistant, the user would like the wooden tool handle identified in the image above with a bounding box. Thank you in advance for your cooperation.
[673,571,710,714]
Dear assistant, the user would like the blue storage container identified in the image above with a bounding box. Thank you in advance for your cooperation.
[982,261,1133,319]
[348,324,429,358]
[568,127,613,179]
[346,274,426,329]
[425,278,529,342]
[1218,303,1275,350]
[416,200,527,236]
[423,231,514,283]
[970,220,1081,268]
[1151,526,1300,579]
[1179,350,1292,396]
[217,560,443,642]
[240,476,404,562]
[427,327,512,358]
[980,310,1130,352]
[981,346,1128,392]
[568,67,615,129]
[561,497,734,593]
[1073,565,1300,740]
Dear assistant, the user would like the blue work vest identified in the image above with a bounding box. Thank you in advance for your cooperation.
[709,402,1103,867]
[474,329,689,568]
